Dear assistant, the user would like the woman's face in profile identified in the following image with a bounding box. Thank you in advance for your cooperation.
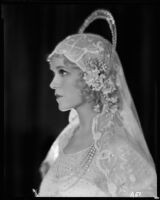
[49,55,86,111]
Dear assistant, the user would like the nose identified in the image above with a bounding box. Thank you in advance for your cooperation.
[49,75,61,90]
[49,80,55,89]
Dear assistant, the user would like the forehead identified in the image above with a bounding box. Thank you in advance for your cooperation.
[49,54,80,71]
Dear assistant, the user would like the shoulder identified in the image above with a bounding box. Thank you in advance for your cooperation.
[96,133,157,197]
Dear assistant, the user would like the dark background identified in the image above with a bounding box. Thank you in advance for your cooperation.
[3,3,158,197]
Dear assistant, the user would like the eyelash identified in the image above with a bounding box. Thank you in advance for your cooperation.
[52,69,68,77]
[59,69,68,76]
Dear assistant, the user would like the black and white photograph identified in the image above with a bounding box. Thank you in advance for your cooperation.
[3,3,158,197]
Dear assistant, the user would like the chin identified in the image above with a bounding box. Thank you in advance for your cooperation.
[58,104,72,112]
[57,101,83,112]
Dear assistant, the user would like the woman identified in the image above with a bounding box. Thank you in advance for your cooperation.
[33,9,157,197]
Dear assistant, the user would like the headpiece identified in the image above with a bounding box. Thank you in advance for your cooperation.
[48,9,119,115]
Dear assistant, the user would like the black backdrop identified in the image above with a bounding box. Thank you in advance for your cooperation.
[3,3,158,197]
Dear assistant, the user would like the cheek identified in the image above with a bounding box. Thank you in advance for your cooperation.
[73,79,88,102]
[75,75,86,90]
[66,79,83,99]
[73,78,85,95]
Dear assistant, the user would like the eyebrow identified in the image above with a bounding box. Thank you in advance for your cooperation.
[50,65,68,71]
[50,65,79,72]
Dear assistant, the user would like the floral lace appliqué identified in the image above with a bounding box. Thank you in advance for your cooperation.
[82,56,119,115]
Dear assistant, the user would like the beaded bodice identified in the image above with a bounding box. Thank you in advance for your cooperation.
[51,143,95,180]
[37,140,107,197]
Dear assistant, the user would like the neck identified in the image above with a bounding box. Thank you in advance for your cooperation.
[74,103,98,137]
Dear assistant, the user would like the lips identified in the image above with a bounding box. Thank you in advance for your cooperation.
[55,94,63,98]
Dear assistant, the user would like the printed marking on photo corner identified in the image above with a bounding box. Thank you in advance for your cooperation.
[130,192,142,197]
[130,192,159,198]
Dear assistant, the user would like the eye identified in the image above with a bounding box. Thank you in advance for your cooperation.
[59,69,68,76]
